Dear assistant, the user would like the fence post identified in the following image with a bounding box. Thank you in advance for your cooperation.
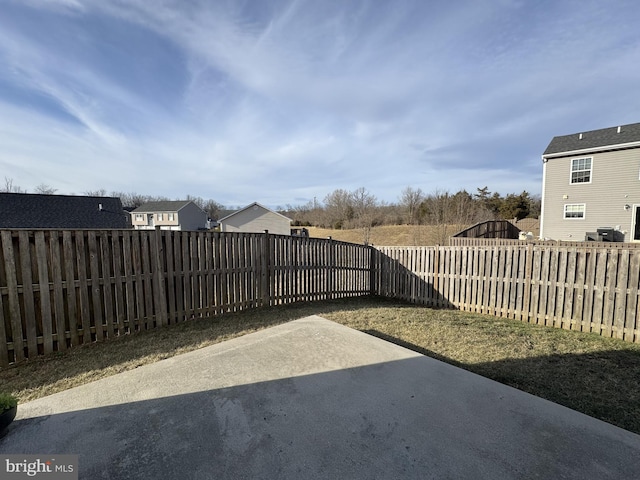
[153,227,168,326]
[327,237,335,299]
[369,245,377,296]
[433,244,440,299]
[261,231,270,306]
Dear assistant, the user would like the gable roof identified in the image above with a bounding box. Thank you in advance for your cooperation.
[132,200,197,213]
[0,193,131,229]
[218,202,292,223]
[543,122,640,158]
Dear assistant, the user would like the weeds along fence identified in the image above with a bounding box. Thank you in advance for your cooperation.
[373,245,640,343]
[0,230,371,366]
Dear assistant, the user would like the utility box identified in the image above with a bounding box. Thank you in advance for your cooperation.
[585,232,601,242]
[597,228,615,242]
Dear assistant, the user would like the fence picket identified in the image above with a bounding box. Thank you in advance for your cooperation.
[18,231,38,354]
[1,232,24,362]
[35,232,54,353]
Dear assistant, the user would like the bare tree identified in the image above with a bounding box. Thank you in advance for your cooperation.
[34,183,57,194]
[323,189,353,229]
[84,188,107,197]
[1,177,27,193]
[351,187,379,245]
[399,186,424,225]
[202,199,224,220]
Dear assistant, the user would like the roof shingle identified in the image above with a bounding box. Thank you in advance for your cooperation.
[0,193,131,229]
[543,122,640,156]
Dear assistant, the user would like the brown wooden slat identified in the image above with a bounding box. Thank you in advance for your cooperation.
[141,232,155,328]
[87,231,104,341]
[592,249,608,333]
[18,231,39,356]
[49,231,68,351]
[173,232,185,321]
[1,231,24,362]
[122,231,136,332]
[625,253,640,342]
[111,231,126,335]
[573,249,588,332]
[62,232,80,347]
[0,283,8,366]
[553,248,567,329]
[153,228,168,326]
[75,232,92,343]
[99,232,115,338]
[614,250,630,340]
[34,232,54,353]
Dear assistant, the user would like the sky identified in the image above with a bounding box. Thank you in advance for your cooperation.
[1,0,640,208]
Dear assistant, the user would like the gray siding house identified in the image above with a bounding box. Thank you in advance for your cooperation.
[540,122,640,242]
[218,202,292,235]
[131,201,208,231]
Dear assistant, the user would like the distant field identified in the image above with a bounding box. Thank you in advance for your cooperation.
[307,224,469,246]
[306,218,540,246]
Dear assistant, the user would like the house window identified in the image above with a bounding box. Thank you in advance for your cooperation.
[135,214,144,221]
[564,204,585,219]
[168,213,175,221]
[570,157,592,184]
[157,213,163,221]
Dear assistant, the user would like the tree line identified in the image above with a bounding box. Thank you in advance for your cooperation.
[2,177,540,242]
[282,186,539,225]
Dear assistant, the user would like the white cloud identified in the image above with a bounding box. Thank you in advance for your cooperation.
[0,0,639,206]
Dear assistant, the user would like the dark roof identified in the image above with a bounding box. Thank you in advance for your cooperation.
[543,122,640,156]
[132,201,193,213]
[0,193,131,229]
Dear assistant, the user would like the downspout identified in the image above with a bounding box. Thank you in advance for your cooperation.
[540,156,548,239]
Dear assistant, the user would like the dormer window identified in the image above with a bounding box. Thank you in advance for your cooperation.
[570,157,592,184]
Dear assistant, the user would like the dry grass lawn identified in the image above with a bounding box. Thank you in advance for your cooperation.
[307,224,469,246]
[1,296,639,434]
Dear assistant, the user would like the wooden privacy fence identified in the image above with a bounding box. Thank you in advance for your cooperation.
[4,230,640,366]
[373,245,640,343]
[0,230,371,366]
[449,237,640,248]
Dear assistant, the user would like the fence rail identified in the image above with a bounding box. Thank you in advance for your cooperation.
[3,230,640,366]
[0,230,371,366]
[448,237,640,248]
[374,245,640,343]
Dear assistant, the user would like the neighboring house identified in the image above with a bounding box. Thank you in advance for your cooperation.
[218,202,292,235]
[0,193,131,229]
[131,201,208,231]
[541,122,640,242]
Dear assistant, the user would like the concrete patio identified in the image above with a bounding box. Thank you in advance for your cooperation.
[1,316,639,479]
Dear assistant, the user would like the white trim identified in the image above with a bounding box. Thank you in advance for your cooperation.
[540,161,547,238]
[631,204,640,242]
[543,140,640,160]
[569,156,592,185]
[563,203,586,219]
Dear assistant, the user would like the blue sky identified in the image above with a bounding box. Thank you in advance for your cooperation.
[1,0,639,207]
